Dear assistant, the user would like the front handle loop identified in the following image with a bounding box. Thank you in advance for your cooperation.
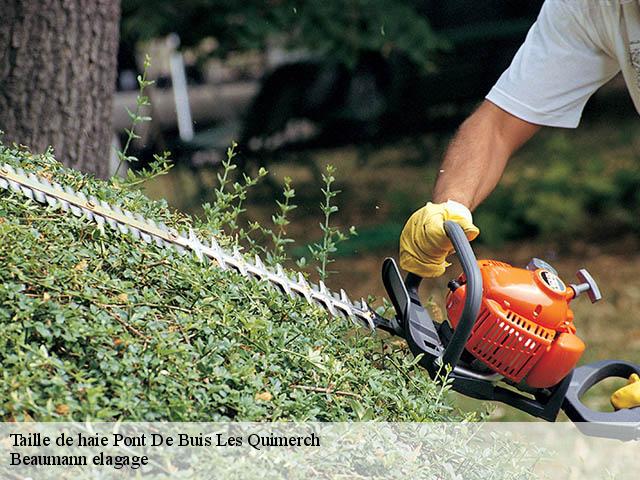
[403,220,483,369]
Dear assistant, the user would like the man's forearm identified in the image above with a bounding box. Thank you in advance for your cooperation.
[432,101,540,210]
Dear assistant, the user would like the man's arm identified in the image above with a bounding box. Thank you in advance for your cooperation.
[400,0,619,278]
[433,0,619,210]
[399,101,538,277]
[432,100,540,210]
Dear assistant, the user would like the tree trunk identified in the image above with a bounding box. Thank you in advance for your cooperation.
[0,0,120,177]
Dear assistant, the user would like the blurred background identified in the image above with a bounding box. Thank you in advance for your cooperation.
[114,0,640,419]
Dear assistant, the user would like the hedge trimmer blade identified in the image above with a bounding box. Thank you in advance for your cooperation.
[0,163,392,331]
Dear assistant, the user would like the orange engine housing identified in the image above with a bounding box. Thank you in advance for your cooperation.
[446,260,585,388]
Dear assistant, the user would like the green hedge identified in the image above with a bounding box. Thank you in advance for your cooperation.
[0,144,467,422]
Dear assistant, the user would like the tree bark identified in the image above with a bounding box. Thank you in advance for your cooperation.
[0,0,120,177]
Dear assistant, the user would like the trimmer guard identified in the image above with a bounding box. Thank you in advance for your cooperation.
[383,221,640,438]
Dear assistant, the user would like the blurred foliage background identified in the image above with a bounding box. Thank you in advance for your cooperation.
[120,0,444,70]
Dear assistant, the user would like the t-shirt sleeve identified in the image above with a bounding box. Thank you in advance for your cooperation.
[486,0,620,128]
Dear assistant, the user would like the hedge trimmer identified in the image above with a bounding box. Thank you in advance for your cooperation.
[1,163,639,439]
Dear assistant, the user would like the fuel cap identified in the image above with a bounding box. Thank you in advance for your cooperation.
[526,257,558,275]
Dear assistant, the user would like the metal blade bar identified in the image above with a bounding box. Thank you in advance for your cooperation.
[0,163,385,330]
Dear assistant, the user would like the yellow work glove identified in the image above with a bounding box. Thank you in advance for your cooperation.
[399,200,480,278]
[610,373,640,410]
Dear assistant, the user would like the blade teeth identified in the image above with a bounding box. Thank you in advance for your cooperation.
[209,237,218,249]
[70,204,82,217]
[254,254,265,271]
[339,290,354,318]
[340,289,350,303]
[45,194,58,207]
[231,249,247,275]
[324,299,338,316]
[81,208,94,221]
[297,272,308,287]
[0,165,381,330]
[296,273,313,304]
[188,229,204,262]
[319,299,337,316]
[315,281,337,315]
[153,235,164,248]
[250,255,269,280]
[209,237,226,269]
[32,187,47,203]
[20,185,34,200]
[117,222,129,235]
[274,264,293,297]
[129,227,141,240]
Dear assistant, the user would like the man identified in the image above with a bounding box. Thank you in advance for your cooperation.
[399,0,640,408]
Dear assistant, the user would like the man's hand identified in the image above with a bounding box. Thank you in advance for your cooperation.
[399,200,479,278]
[611,373,640,410]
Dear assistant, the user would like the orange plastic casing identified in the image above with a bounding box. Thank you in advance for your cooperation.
[446,260,585,388]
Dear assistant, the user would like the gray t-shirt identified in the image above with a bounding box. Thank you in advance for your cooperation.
[486,0,640,127]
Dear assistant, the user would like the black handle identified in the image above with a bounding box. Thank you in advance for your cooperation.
[441,221,483,367]
[563,360,640,440]
[403,220,483,369]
